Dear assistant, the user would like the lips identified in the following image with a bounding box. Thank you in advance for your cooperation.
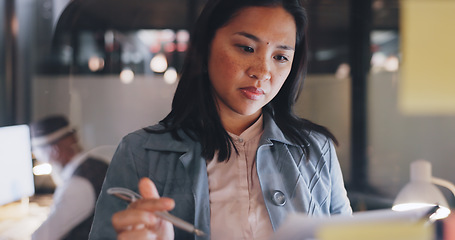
[240,87,265,100]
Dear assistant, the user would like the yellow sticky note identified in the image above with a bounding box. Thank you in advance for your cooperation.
[317,221,433,240]
[399,0,455,115]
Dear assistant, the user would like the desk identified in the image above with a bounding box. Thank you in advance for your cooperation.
[0,195,52,240]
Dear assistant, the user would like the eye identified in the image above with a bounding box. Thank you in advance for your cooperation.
[237,45,254,53]
[274,55,289,62]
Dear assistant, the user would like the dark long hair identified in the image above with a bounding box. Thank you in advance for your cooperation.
[148,0,337,161]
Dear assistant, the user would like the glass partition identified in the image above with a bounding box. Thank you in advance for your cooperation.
[32,0,204,152]
[2,0,454,215]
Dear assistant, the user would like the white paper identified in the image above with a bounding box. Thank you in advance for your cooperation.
[270,207,436,240]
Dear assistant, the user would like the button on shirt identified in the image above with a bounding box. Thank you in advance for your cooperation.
[206,115,274,240]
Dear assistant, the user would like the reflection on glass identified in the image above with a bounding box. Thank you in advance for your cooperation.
[383,55,399,72]
[150,53,168,73]
[33,163,53,176]
[120,68,135,84]
[88,56,105,72]
[370,30,400,73]
[164,67,178,85]
[48,29,189,76]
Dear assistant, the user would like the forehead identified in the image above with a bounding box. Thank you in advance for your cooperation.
[220,6,296,46]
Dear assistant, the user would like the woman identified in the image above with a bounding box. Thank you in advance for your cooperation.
[89,0,352,239]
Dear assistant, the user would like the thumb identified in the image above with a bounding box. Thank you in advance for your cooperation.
[138,177,160,199]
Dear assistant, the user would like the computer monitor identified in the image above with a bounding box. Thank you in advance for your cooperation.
[0,124,35,206]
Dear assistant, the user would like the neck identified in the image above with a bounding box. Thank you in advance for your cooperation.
[220,111,262,136]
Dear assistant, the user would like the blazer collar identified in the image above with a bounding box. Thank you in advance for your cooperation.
[143,125,193,153]
[260,112,300,147]
[142,111,305,152]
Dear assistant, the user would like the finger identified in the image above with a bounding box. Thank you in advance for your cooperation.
[139,177,159,199]
[112,209,158,233]
[137,178,175,210]
[129,197,175,212]
[117,227,157,240]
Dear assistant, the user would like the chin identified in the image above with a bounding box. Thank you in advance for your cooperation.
[236,108,263,117]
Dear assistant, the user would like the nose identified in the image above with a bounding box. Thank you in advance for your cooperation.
[247,57,271,81]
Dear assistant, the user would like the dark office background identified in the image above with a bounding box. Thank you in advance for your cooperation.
[2,0,454,211]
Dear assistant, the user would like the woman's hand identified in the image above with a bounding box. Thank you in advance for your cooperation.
[112,177,175,240]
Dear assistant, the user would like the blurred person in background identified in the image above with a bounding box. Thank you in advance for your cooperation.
[30,115,109,240]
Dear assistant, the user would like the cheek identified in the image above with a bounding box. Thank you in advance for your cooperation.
[271,68,291,93]
[208,51,240,87]
[270,80,286,98]
[49,147,62,161]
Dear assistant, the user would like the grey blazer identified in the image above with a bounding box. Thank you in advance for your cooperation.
[89,114,352,240]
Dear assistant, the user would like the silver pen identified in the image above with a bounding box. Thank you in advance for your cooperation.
[107,187,206,237]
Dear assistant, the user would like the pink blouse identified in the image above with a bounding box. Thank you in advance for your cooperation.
[206,115,274,240]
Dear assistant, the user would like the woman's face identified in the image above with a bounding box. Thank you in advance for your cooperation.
[208,6,296,123]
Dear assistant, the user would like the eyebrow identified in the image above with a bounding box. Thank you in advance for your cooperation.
[234,31,295,51]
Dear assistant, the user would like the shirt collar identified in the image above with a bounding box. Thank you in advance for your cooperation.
[227,114,264,143]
